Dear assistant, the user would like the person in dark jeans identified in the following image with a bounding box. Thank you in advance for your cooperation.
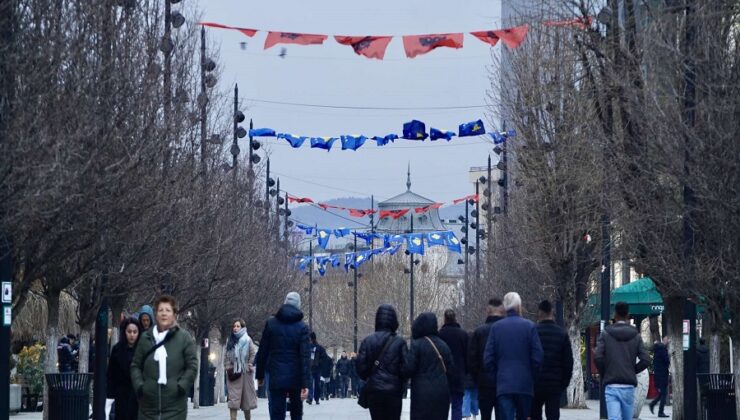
[307,332,328,405]
[438,309,467,420]
[484,292,544,420]
[255,292,311,420]
[335,352,352,398]
[469,298,505,420]
[649,335,670,417]
[531,300,573,420]
[356,304,408,420]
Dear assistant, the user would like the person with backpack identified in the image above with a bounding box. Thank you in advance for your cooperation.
[356,304,408,420]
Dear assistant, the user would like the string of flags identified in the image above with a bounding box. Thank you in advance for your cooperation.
[289,194,479,221]
[250,120,517,152]
[200,18,592,60]
[200,23,531,59]
[295,230,462,276]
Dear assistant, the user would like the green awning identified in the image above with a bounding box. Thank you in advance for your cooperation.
[583,277,664,325]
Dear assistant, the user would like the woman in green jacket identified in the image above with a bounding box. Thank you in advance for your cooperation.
[131,295,198,420]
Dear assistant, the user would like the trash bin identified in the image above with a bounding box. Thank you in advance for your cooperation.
[698,373,736,420]
[45,373,92,420]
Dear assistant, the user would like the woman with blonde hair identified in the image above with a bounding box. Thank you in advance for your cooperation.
[225,318,258,419]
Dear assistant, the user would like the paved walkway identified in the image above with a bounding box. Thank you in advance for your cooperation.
[12,397,671,419]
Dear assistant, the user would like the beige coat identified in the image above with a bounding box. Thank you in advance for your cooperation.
[225,336,258,411]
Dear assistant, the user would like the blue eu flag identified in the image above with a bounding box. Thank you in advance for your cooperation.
[459,119,486,137]
[298,256,312,271]
[249,128,276,137]
[310,137,338,151]
[278,133,307,148]
[315,256,330,276]
[407,233,425,255]
[317,229,332,248]
[403,120,428,140]
[296,224,314,235]
[341,135,368,151]
[344,252,355,272]
[355,251,372,268]
[430,128,455,141]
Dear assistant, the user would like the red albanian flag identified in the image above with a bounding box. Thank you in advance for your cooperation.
[544,16,593,30]
[264,32,328,49]
[414,203,444,214]
[287,195,314,204]
[470,30,501,47]
[494,25,529,49]
[402,33,463,58]
[200,22,257,38]
[334,36,393,60]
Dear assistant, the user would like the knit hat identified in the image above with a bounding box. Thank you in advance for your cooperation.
[284,292,301,309]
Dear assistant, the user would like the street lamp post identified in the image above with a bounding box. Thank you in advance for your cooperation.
[353,234,358,352]
[308,241,313,328]
[475,181,481,288]
[409,215,415,325]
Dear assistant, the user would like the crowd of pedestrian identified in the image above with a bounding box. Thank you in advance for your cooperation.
[92,289,669,420]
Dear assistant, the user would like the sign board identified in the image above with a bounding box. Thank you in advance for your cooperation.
[683,334,690,351]
[683,320,690,334]
[1,282,10,304]
[3,306,10,327]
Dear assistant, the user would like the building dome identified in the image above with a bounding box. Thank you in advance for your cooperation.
[374,166,447,233]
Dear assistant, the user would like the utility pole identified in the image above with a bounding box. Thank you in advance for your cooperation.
[275,179,281,243]
[265,158,271,215]
[486,155,493,286]
[232,84,239,177]
[353,233,358,352]
[199,26,207,174]
[475,181,480,288]
[283,192,289,244]
[464,199,469,292]
[308,241,313,328]
[682,2,698,417]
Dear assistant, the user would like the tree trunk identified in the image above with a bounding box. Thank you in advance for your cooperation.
[77,329,91,374]
[216,342,226,403]
[710,332,721,374]
[566,322,587,408]
[734,336,740,418]
[43,290,61,420]
[664,296,685,420]
[192,349,200,408]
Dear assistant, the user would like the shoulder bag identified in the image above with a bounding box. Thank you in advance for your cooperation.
[358,333,396,409]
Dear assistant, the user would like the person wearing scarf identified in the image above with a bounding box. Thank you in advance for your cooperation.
[131,295,198,420]
[225,319,258,420]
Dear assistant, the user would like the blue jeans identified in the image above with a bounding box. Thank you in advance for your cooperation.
[450,393,464,420]
[463,388,478,417]
[497,394,532,420]
[463,387,479,416]
[605,385,635,420]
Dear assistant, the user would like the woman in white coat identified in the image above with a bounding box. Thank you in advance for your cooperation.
[225,319,258,420]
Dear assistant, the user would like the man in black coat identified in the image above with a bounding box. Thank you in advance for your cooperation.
[531,300,573,420]
[307,332,328,405]
[649,335,670,417]
[468,298,505,420]
[357,304,408,420]
[256,292,311,420]
[336,351,352,398]
[438,309,467,420]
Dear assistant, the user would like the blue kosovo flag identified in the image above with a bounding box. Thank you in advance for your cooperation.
[490,132,505,144]
[386,244,402,255]
[390,234,406,244]
[315,256,330,276]
[344,252,355,271]
[277,133,307,148]
[317,229,332,248]
[296,224,314,235]
[341,135,368,151]
[329,255,341,267]
[310,137,338,151]
[333,228,351,238]
[430,128,456,141]
[407,233,425,255]
[459,119,486,137]
[445,231,462,253]
[298,256,312,271]
[249,128,276,137]
[506,129,517,138]
[354,232,377,246]
[402,120,428,140]
[355,250,372,268]
[383,234,391,248]
[373,134,399,146]
[426,231,447,247]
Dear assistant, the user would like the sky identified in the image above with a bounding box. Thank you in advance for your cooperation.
[199,0,504,204]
